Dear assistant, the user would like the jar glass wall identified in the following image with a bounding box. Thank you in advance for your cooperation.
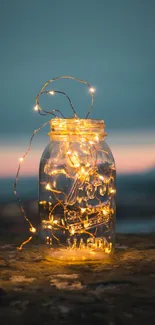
[39,118,116,261]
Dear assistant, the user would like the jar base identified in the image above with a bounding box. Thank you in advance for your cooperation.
[45,247,111,263]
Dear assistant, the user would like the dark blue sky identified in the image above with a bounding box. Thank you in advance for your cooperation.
[0,0,155,135]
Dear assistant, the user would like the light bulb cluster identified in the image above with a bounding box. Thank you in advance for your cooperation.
[39,118,116,254]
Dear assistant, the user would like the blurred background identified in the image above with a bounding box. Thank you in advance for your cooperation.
[0,0,155,235]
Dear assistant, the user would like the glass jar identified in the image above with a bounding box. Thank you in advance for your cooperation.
[39,118,116,261]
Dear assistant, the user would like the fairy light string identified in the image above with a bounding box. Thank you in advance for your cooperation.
[35,75,95,118]
[14,75,115,254]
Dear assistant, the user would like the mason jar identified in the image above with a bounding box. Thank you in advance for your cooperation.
[39,118,116,261]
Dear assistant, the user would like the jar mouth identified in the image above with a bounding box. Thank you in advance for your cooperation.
[49,118,106,139]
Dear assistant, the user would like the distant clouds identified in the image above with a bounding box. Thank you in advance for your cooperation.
[1,130,155,177]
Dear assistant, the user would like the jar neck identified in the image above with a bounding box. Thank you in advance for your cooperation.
[48,118,107,141]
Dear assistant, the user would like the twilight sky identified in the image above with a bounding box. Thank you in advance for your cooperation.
[0,0,155,176]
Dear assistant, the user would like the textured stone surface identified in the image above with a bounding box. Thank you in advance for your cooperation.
[0,234,155,324]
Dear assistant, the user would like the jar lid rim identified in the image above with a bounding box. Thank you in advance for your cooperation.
[50,117,105,125]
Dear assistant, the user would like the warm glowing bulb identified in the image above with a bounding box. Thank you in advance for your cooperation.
[30,227,36,233]
[94,135,99,141]
[109,188,116,194]
[74,163,80,168]
[81,167,85,174]
[39,201,47,205]
[89,87,96,94]
[45,183,51,190]
[71,228,75,235]
[81,208,86,213]
[19,157,24,162]
[103,209,108,216]
[53,220,58,225]
[34,105,39,111]
[49,90,55,95]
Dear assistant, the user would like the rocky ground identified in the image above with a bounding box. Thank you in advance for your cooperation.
[0,234,155,325]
